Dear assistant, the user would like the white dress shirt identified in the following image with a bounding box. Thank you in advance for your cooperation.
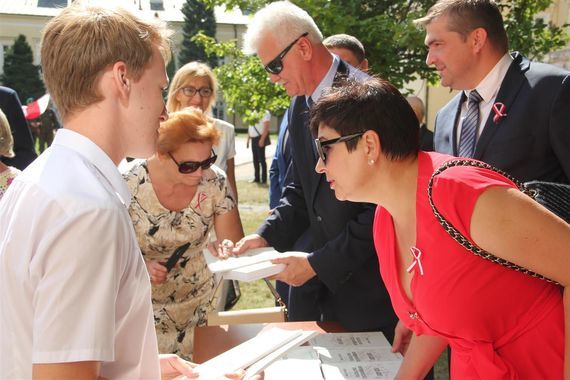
[0,129,160,379]
[458,53,513,144]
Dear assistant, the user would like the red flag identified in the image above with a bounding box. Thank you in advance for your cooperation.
[22,94,50,120]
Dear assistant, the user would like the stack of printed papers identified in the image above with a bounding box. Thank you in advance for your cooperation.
[203,247,307,282]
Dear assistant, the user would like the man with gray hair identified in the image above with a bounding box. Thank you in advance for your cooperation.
[233,1,397,339]
[323,33,369,71]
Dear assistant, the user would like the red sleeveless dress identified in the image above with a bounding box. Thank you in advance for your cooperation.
[373,151,563,379]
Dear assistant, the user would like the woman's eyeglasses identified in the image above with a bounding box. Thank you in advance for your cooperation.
[169,150,218,174]
[314,132,365,164]
[179,86,213,98]
[264,32,309,75]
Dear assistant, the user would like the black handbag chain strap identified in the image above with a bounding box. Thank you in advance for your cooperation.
[427,159,559,285]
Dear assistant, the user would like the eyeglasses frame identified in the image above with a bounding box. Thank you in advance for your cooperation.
[264,32,309,75]
[314,132,365,164]
[179,86,213,98]
[169,150,218,174]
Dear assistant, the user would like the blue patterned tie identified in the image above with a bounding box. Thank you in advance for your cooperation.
[458,90,483,158]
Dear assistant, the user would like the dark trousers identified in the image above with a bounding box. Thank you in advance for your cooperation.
[251,136,267,182]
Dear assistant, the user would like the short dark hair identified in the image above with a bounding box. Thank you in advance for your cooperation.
[310,77,419,161]
[323,34,366,64]
[414,0,508,53]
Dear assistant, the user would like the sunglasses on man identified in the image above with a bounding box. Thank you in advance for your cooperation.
[264,32,309,75]
[314,132,365,163]
[169,150,218,174]
[179,86,213,98]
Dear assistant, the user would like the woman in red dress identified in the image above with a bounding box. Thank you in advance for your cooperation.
[309,77,570,379]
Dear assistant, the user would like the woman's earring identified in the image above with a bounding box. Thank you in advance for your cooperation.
[368,159,375,165]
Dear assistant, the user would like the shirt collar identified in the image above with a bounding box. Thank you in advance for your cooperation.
[465,53,512,103]
[51,129,131,206]
[307,54,340,106]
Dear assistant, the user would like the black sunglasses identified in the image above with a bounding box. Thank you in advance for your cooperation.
[169,150,217,174]
[264,32,309,75]
[179,86,212,98]
[314,132,365,163]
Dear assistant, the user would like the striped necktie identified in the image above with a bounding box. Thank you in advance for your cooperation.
[458,90,483,158]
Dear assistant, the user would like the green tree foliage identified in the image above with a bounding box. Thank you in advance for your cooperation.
[195,33,290,124]
[179,0,218,68]
[1,34,45,102]
[501,0,569,60]
[202,0,568,113]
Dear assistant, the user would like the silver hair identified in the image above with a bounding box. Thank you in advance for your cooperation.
[243,1,323,55]
[0,109,14,158]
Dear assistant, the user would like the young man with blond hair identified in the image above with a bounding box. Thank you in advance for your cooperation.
[0,5,197,379]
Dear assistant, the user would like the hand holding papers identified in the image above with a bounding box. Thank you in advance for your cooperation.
[203,247,308,282]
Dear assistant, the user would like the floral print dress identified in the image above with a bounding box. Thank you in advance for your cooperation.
[0,166,20,200]
[124,162,236,360]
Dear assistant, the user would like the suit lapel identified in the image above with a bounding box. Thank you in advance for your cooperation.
[474,53,529,159]
[309,60,351,205]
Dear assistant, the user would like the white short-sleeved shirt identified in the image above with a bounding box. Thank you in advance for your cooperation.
[248,111,271,138]
[0,129,160,379]
[212,118,236,172]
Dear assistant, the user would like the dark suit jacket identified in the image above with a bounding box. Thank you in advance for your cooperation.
[269,111,293,209]
[419,123,434,152]
[434,52,570,183]
[0,87,37,169]
[257,64,396,333]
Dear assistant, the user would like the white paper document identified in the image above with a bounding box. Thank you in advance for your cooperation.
[310,332,393,349]
[316,347,403,364]
[321,361,401,380]
[193,327,314,379]
[203,247,307,282]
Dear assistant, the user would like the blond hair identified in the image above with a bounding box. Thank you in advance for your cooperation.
[0,109,14,158]
[40,4,172,121]
[157,108,220,155]
[166,62,218,113]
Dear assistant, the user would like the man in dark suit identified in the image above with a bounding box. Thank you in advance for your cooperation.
[234,1,397,338]
[414,0,570,183]
[0,87,37,170]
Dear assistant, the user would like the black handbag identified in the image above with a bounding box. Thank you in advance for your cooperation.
[524,181,570,223]
[428,159,567,285]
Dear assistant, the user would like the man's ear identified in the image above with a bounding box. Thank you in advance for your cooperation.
[113,61,130,97]
[296,36,313,61]
[471,27,488,53]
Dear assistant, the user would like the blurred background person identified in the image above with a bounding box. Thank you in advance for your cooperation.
[0,86,37,169]
[323,33,369,71]
[123,108,244,360]
[407,95,434,151]
[0,109,20,199]
[167,61,239,201]
[247,110,271,184]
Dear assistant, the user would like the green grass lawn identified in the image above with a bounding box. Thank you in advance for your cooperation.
[233,179,276,311]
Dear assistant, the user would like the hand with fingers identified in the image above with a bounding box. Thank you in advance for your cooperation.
[231,234,269,256]
[146,259,168,285]
[271,254,316,287]
[207,238,237,259]
[391,320,413,355]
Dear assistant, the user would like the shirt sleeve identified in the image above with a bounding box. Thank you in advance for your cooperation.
[431,164,518,239]
[31,205,125,363]
[226,125,236,160]
[212,169,236,216]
